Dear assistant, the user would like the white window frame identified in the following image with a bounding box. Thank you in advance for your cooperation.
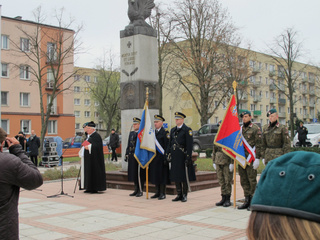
[20,65,30,80]
[1,119,9,134]
[1,35,9,49]
[74,75,80,81]
[1,91,8,106]
[74,111,80,117]
[84,76,90,82]
[20,120,31,134]
[75,123,80,129]
[84,99,91,106]
[47,42,57,62]
[20,38,30,52]
[74,86,80,93]
[84,111,91,117]
[47,120,57,134]
[74,99,80,105]
[1,63,8,77]
[20,92,30,107]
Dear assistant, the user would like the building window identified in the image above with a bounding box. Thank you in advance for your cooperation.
[95,101,99,106]
[288,107,290,114]
[74,111,80,117]
[47,42,57,62]
[84,76,90,82]
[20,93,30,107]
[20,120,30,134]
[84,99,91,106]
[47,68,55,87]
[74,99,80,105]
[20,38,30,52]
[266,91,269,98]
[266,105,269,112]
[85,111,91,117]
[75,123,80,129]
[48,120,57,134]
[84,87,90,93]
[1,92,8,106]
[1,35,9,49]
[1,63,8,77]
[94,111,99,118]
[250,104,256,111]
[74,75,80,81]
[20,65,30,80]
[74,86,80,92]
[94,76,98,83]
[1,120,9,133]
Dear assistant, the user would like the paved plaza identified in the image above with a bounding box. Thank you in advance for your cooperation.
[19,173,250,240]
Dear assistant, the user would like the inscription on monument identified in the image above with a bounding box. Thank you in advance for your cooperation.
[122,51,137,66]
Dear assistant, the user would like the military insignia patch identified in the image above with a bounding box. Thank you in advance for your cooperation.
[189,130,193,136]
[167,133,170,139]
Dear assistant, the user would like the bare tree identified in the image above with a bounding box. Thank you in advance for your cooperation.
[89,52,121,136]
[164,0,239,125]
[11,7,82,155]
[267,28,308,138]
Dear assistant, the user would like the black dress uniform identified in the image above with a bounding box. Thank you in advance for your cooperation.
[125,118,146,197]
[149,126,170,200]
[167,113,196,202]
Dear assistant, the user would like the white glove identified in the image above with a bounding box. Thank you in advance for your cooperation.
[253,159,260,170]
[229,164,234,172]
[212,163,216,170]
[262,159,265,166]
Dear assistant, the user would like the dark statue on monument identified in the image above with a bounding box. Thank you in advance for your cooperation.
[122,0,156,37]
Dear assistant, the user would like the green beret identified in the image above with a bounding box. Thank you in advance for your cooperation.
[82,122,89,128]
[267,108,277,117]
[175,112,186,119]
[251,151,320,223]
[154,115,165,122]
[240,110,251,118]
[133,117,141,124]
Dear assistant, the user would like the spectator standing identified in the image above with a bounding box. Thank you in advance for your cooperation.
[297,121,308,147]
[109,129,119,162]
[27,130,40,166]
[15,131,27,151]
[0,128,43,239]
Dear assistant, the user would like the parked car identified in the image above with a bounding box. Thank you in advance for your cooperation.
[293,123,320,147]
[63,136,82,149]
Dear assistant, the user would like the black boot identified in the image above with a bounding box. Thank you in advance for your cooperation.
[215,195,226,206]
[181,182,188,202]
[129,184,139,196]
[247,195,252,211]
[136,181,144,197]
[151,185,160,199]
[158,185,166,200]
[172,183,182,201]
[238,196,250,209]
[223,195,231,207]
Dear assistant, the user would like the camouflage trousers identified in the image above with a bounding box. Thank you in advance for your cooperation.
[265,148,284,165]
[238,163,257,197]
[216,164,233,195]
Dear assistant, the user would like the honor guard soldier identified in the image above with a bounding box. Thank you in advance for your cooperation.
[149,115,170,200]
[261,109,290,165]
[238,110,262,210]
[125,117,145,197]
[212,121,234,207]
[167,112,196,202]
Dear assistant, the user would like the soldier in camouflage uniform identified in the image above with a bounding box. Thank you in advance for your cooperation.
[238,110,262,210]
[261,109,291,165]
[212,143,233,207]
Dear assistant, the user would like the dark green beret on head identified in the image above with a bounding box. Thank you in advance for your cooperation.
[175,112,186,119]
[251,151,320,223]
[266,108,277,117]
[82,122,89,128]
[133,117,141,124]
[240,110,251,118]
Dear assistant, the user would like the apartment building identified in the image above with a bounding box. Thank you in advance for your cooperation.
[0,16,75,139]
[73,67,105,135]
[162,47,319,131]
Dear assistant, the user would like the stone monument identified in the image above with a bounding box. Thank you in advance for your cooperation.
[120,0,159,169]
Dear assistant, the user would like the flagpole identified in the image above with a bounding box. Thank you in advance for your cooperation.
[146,87,149,199]
[232,81,237,208]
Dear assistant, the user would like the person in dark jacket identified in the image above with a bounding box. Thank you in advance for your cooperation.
[109,129,119,162]
[0,128,43,240]
[15,131,27,151]
[82,121,107,193]
[167,112,196,202]
[27,130,40,166]
[149,115,170,200]
[297,121,308,147]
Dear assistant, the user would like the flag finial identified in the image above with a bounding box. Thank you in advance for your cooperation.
[232,81,237,93]
[146,87,149,102]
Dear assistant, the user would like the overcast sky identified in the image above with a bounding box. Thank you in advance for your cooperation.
[1,0,319,68]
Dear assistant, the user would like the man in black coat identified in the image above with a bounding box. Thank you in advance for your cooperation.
[167,112,196,202]
[109,129,119,162]
[297,121,308,147]
[149,115,170,200]
[82,121,106,193]
[125,117,145,197]
[15,131,27,151]
[27,130,40,166]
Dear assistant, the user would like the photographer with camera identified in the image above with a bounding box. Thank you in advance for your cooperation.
[0,128,43,239]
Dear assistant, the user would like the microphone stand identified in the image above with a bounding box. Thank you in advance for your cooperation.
[47,142,74,198]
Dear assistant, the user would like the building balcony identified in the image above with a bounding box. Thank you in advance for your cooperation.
[309,78,315,85]
[49,106,59,116]
[269,84,277,91]
[278,98,286,105]
[310,90,315,96]
[253,96,261,102]
[253,110,261,116]
[301,89,308,95]
[302,100,308,106]
[252,67,261,74]
[301,77,308,83]
[278,112,286,118]
[278,72,285,79]
[239,94,248,102]
[270,98,277,104]
[269,71,276,78]
[251,82,260,88]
